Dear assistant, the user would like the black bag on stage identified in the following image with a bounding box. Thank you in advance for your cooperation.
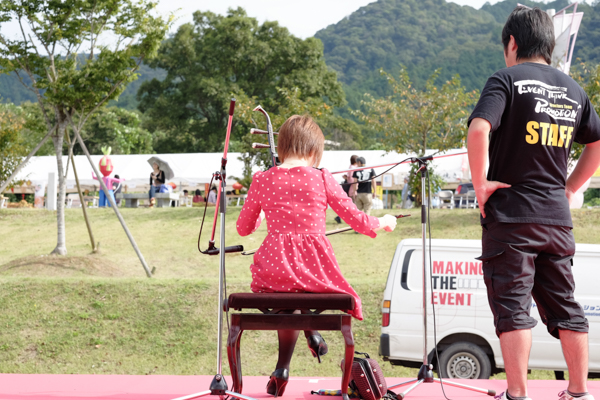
[342,351,388,400]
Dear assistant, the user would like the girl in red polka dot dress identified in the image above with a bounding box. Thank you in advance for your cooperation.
[237,115,397,396]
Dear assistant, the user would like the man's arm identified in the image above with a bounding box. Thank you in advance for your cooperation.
[566,140,600,205]
[467,118,511,218]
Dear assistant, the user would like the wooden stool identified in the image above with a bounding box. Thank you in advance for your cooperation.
[226,293,355,399]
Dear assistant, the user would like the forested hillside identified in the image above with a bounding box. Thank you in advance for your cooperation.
[0,61,165,110]
[315,0,599,109]
[2,0,600,112]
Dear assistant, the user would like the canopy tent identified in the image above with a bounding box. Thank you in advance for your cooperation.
[9,149,469,192]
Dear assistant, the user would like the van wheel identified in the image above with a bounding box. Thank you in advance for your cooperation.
[438,342,491,379]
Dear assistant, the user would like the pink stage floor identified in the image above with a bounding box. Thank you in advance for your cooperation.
[0,374,597,400]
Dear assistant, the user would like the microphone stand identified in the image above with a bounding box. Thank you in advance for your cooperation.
[173,99,253,400]
[388,156,495,399]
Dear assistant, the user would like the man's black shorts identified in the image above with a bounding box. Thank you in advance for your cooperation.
[478,221,588,338]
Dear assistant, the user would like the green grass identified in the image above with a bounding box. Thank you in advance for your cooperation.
[1,207,600,378]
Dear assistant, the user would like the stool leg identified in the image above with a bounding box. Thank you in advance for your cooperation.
[340,315,354,400]
[227,315,244,394]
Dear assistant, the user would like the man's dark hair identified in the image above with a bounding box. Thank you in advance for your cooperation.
[502,6,555,64]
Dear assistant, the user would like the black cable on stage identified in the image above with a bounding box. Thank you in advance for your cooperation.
[426,168,452,400]
[197,175,216,254]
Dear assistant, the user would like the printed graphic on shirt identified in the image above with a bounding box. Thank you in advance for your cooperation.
[355,170,373,181]
[515,79,582,147]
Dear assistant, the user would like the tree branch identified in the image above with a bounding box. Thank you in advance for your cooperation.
[0,124,57,194]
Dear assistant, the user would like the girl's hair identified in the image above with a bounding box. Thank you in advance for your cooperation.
[350,155,359,165]
[277,115,324,167]
[195,189,201,196]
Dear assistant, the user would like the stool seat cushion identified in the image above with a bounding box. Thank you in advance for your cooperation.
[228,293,355,311]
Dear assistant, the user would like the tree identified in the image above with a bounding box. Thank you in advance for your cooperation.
[355,67,478,202]
[137,7,345,153]
[74,107,153,155]
[0,0,169,255]
[0,103,27,184]
[571,62,600,165]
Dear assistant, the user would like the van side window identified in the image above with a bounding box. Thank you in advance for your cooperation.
[401,249,414,290]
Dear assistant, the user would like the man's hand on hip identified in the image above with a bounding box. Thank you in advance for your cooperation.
[474,180,511,218]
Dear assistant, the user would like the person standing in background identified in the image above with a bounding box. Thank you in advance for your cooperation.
[113,174,123,207]
[347,155,359,201]
[149,162,165,208]
[352,157,375,215]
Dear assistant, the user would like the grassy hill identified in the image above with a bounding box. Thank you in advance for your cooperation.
[1,207,600,378]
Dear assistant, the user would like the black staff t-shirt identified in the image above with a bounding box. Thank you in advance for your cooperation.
[353,169,376,193]
[469,62,600,227]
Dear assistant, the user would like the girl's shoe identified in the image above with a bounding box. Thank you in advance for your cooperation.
[266,368,289,397]
[307,334,328,363]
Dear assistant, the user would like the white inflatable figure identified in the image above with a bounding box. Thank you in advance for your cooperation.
[570,177,591,209]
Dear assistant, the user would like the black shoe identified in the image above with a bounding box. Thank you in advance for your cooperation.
[307,334,328,363]
[266,368,289,397]
[334,216,341,224]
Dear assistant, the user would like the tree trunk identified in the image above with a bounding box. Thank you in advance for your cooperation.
[51,116,68,256]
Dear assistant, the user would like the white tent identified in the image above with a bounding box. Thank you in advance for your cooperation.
[13,149,468,191]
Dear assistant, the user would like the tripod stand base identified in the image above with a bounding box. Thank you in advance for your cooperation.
[388,365,496,399]
[171,374,259,400]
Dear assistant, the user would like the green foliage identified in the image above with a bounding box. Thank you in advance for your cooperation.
[355,67,478,155]
[570,62,600,163]
[0,103,27,183]
[137,8,345,154]
[16,102,54,156]
[0,0,170,118]
[75,107,153,155]
[354,67,476,205]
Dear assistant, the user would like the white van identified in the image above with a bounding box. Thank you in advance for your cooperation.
[379,238,600,379]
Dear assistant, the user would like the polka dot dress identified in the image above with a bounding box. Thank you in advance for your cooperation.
[236,167,380,320]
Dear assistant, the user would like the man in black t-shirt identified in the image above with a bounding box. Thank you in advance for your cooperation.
[352,157,376,215]
[467,7,600,400]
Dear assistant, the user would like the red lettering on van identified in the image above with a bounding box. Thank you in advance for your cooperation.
[432,292,438,304]
[445,262,454,274]
[479,263,483,276]
[469,262,478,275]
[433,261,444,274]
[456,293,464,305]
[439,292,447,304]
[455,262,463,274]
[448,293,455,305]
[467,293,472,306]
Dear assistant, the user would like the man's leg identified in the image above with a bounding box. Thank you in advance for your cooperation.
[559,329,589,394]
[499,329,532,398]
[355,193,365,212]
[363,193,372,215]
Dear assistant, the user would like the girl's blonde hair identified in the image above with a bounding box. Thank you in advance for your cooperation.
[277,115,324,167]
